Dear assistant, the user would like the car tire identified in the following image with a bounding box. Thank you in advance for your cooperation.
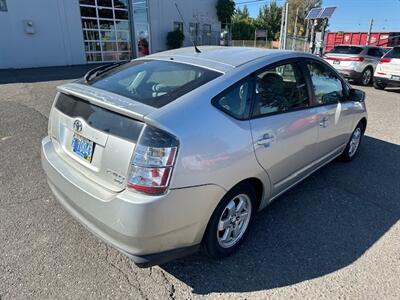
[373,80,387,90]
[359,67,373,86]
[202,182,257,259]
[340,122,364,162]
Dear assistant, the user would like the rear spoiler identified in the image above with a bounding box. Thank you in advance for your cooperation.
[57,83,156,121]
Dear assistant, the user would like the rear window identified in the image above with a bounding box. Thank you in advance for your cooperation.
[87,60,221,108]
[384,47,400,59]
[329,46,363,54]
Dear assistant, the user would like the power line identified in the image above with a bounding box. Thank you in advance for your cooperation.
[235,0,284,6]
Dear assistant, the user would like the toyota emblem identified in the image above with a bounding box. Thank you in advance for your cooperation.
[73,120,83,132]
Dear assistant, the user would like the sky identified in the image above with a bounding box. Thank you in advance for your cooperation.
[234,0,400,32]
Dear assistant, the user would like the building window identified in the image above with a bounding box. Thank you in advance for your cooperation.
[79,0,132,62]
[189,23,199,42]
[174,22,183,32]
[0,0,7,12]
[203,24,211,35]
[133,0,151,57]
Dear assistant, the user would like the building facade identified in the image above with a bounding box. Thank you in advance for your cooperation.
[0,0,220,69]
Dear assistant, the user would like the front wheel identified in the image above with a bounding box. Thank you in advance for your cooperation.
[340,122,364,161]
[373,80,387,90]
[202,182,257,259]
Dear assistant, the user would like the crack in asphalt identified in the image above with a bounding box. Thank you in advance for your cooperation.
[159,269,177,300]
[104,245,148,300]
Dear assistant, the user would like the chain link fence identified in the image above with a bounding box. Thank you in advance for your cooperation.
[231,40,274,48]
[285,36,310,51]
[196,31,221,46]
[231,36,310,52]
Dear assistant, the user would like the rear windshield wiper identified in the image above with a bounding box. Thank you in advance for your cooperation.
[84,60,129,82]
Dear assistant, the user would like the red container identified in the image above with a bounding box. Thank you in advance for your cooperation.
[325,32,400,51]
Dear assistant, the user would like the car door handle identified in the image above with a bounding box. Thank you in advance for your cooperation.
[319,116,329,128]
[257,133,275,147]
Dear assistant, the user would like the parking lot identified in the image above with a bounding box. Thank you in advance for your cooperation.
[0,66,399,299]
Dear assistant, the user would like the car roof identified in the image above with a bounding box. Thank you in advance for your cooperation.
[142,46,298,73]
[335,45,382,49]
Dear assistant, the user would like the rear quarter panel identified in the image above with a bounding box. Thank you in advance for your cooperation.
[145,67,272,204]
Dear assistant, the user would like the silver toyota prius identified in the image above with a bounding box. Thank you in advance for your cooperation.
[41,47,367,267]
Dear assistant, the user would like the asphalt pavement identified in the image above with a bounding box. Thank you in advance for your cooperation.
[0,66,399,299]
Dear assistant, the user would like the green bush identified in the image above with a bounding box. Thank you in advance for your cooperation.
[166,29,185,49]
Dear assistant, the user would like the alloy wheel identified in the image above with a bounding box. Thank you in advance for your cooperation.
[217,194,252,249]
[362,69,372,85]
[348,127,362,157]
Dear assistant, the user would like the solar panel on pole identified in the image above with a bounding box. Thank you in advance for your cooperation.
[319,7,336,18]
[305,8,323,20]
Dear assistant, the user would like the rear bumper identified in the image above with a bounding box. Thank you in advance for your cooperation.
[373,76,400,87]
[41,136,226,266]
[338,69,362,80]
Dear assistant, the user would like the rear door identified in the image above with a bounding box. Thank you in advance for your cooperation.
[249,60,320,196]
[303,60,354,162]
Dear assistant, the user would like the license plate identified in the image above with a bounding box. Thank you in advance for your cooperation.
[71,133,94,162]
[333,60,340,65]
[391,75,400,81]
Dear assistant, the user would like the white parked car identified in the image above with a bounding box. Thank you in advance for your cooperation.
[373,46,400,89]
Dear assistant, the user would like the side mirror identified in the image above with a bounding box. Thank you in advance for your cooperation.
[349,88,365,102]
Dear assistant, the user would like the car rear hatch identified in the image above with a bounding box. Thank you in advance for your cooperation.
[380,48,400,76]
[48,83,156,192]
[324,46,364,69]
[48,59,222,193]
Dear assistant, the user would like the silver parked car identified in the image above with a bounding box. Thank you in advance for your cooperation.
[324,45,385,85]
[41,47,367,267]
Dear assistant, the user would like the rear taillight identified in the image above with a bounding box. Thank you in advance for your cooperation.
[127,125,179,195]
[380,57,392,63]
[324,56,364,62]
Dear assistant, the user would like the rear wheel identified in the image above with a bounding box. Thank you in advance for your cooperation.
[373,80,387,90]
[202,182,257,259]
[340,122,364,162]
[360,68,373,86]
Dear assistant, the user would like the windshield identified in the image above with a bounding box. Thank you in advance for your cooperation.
[89,60,221,108]
[329,46,363,54]
[384,47,400,59]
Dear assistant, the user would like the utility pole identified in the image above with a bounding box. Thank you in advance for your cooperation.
[292,7,299,50]
[304,20,310,52]
[283,1,289,50]
[367,18,374,45]
[310,19,317,54]
[279,3,285,49]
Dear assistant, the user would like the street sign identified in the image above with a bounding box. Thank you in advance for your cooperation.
[255,29,267,38]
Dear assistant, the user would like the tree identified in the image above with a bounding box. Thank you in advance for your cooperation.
[232,5,255,40]
[256,0,282,40]
[235,5,250,19]
[216,0,235,27]
[287,0,323,35]
[166,29,185,49]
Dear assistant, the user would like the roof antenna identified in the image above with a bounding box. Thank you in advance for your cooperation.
[174,2,201,53]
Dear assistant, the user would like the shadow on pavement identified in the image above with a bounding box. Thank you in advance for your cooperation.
[0,64,105,84]
[385,87,400,94]
[162,136,400,294]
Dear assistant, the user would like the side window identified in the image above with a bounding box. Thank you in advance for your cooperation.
[307,62,344,105]
[252,62,309,117]
[368,48,382,57]
[212,78,252,120]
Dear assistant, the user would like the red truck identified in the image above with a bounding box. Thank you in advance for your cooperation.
[325,32,400,52]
